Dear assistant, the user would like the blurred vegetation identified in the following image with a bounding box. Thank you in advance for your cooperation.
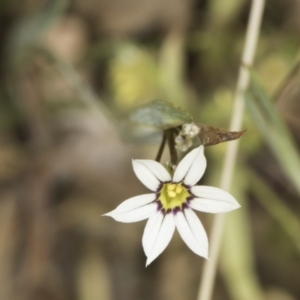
[0,0,300,300]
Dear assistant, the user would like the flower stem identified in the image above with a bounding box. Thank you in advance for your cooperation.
[166,129,178,166]
[155,131,167,162]
[197,1,265,300]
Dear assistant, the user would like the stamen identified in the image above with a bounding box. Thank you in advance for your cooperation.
[168,191,177,198]
[175,185,183,194]
[167,184,176,191]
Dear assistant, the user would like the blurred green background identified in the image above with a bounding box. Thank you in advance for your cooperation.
[0,0,300,300]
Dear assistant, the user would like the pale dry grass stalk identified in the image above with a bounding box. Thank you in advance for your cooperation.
[196,1,265,300]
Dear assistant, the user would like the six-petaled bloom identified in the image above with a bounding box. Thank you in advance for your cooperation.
[103,145,240,266]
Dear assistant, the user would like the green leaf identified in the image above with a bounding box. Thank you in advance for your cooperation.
[128,100,193,130]
[246,72,300,195]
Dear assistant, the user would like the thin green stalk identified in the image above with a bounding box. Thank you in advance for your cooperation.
[166,129,178,166]
[197,1,265,299]
[155,131,167,162]
[246,82,300,196]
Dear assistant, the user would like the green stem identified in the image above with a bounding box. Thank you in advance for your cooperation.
[166,129,178,166]
[155,131,167,162]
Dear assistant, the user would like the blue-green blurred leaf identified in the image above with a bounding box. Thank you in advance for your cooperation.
[123,100,193,142]
[246,73,300,196]
[129,100,193,130]
[7,0,68,66]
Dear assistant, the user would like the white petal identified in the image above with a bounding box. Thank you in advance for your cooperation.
[133,160,170,191]
[110,203,157,223]
[146,213,175,266]
[184,208,208,257]
[174,209,208,258]
[136,160,172,182]
[173,145,206,186]
[106,194,156,214]
[142,211,164,257]
[104,202,157,223]
[190,186,241,213]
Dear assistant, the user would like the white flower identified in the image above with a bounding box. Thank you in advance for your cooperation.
[103,145,240,266]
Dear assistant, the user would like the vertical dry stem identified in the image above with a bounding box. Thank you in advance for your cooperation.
[197,1,265,300]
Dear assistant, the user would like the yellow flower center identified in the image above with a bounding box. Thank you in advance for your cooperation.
[159,183,191,210]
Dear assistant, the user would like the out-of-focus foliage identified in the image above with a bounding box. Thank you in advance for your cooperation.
[0,0,300,300]
[246,71,300,195]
